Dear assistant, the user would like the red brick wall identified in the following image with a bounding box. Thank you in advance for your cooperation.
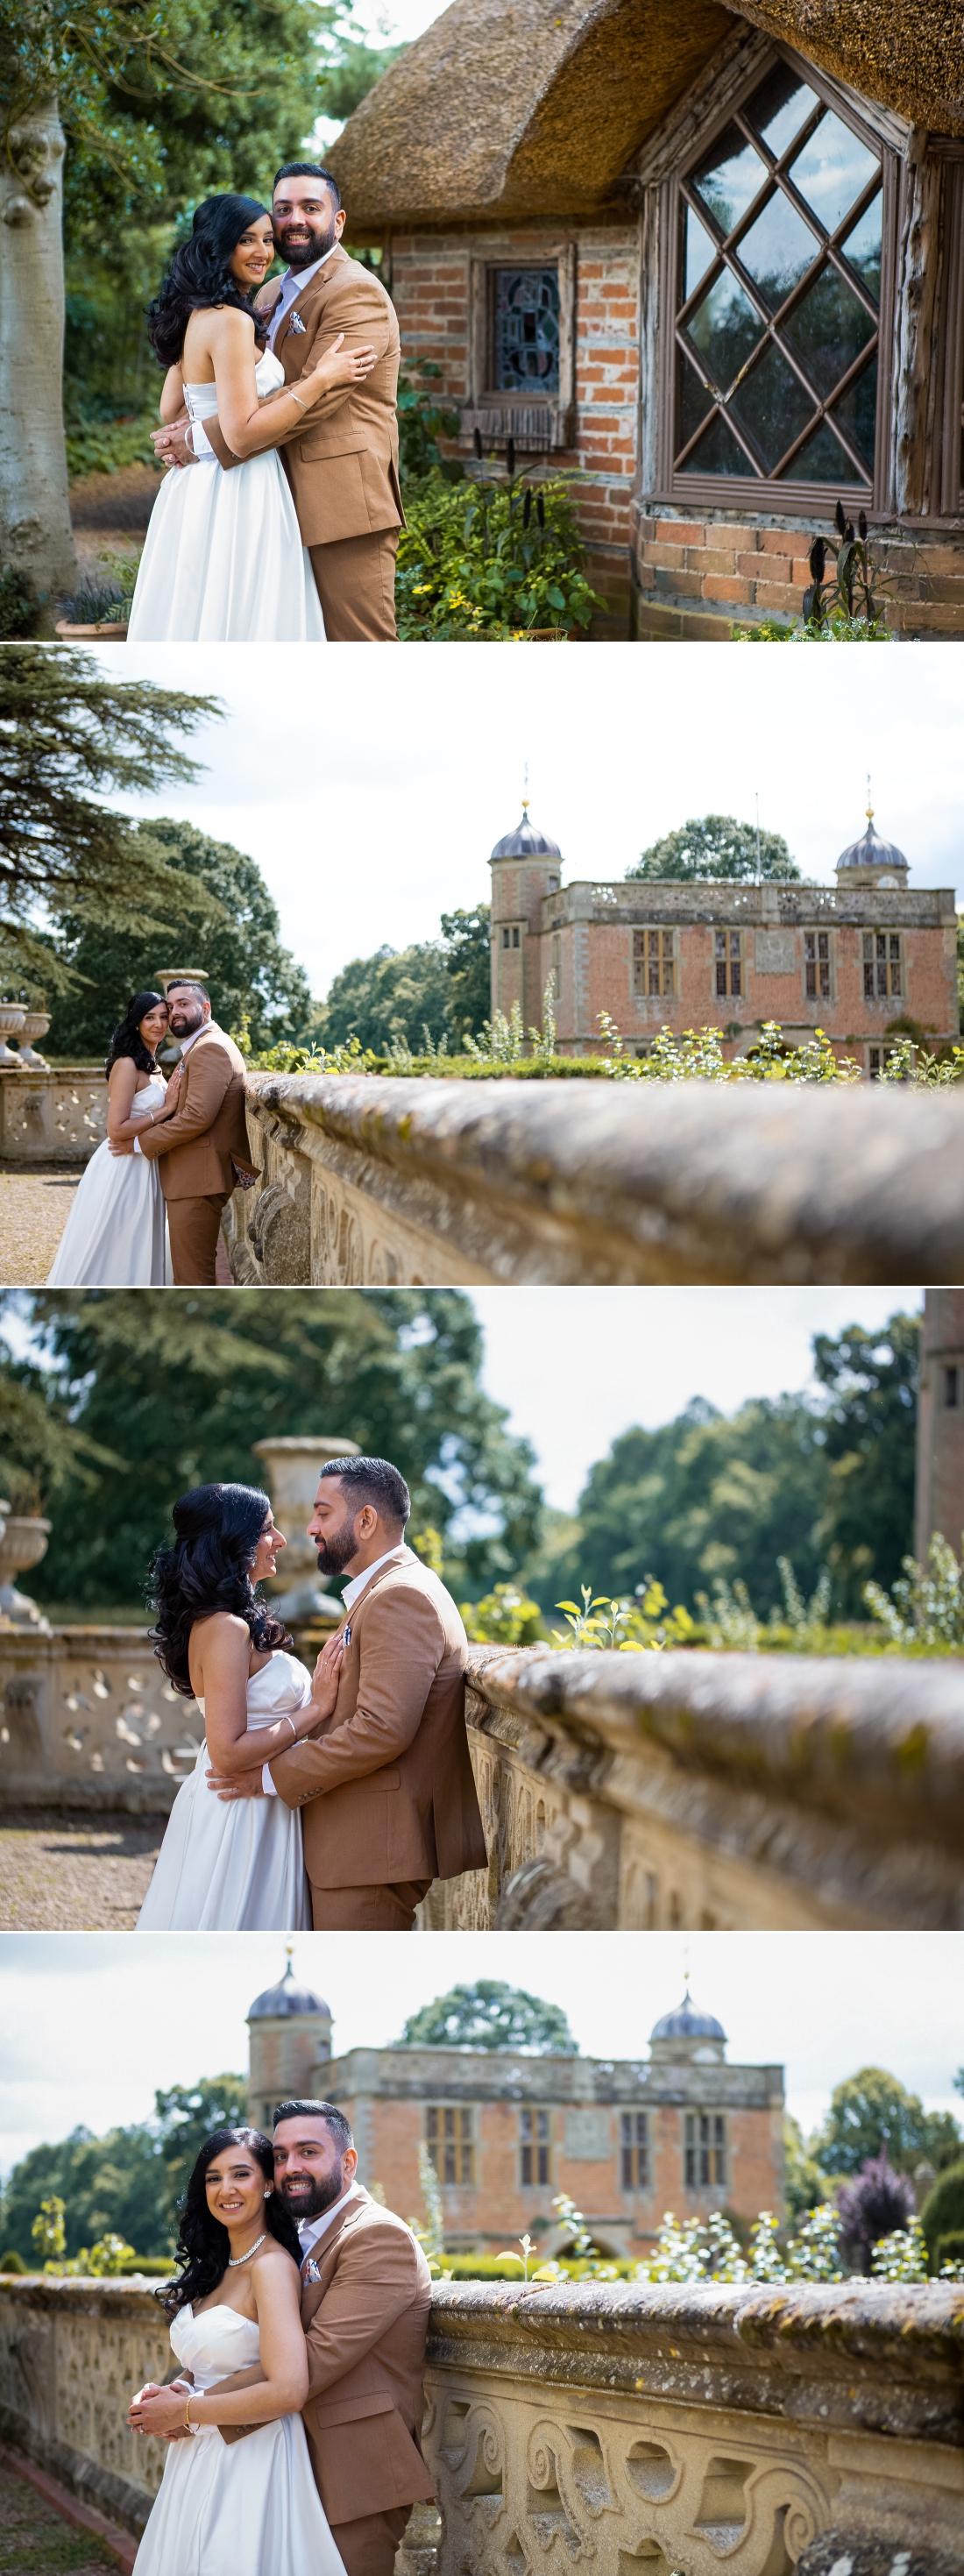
[538,915,957,1060]
[634,506,964,640]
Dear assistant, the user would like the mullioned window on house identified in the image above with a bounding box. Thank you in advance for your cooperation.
[863,930,903,997]
[632,929,677,997]
[620,2111,651,2190]
[684,2111,727,2188]
[715,931,743,997]
[521,2106,550,2186]
[426,2104,475,2185]
[805,929,831,997]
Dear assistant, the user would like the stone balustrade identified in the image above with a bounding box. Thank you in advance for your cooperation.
[415,1644,964,1933]
[0,1067,107,1163]
[0,1625,193,1813]
[223,1072,964,1287]
[2,2274,962,2572]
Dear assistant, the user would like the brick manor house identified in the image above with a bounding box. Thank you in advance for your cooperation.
[247,1960,784,2259]
[488,800,959,1070]
[329,0,964,638]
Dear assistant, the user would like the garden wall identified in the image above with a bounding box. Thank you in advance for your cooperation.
[223,1073,964,1287]
[0,1068,106,1164]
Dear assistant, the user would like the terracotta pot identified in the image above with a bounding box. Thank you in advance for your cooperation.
[54,621,129,642]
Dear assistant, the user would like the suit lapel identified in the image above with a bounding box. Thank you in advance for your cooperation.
[300,2186,368,2323]
[278,246,351,355]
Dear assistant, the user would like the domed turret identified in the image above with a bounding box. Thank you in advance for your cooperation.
[649,1987,727,2065]
[489,797,563,1029]
[490,806,562,863]
[247,1951,333,2131]
[835,800,909,890]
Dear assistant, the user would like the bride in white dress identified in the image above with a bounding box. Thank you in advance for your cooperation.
[47,990,179,1288]
[129,2125,345,2576]
[127,194,377,642]
[137,1481,343,1931]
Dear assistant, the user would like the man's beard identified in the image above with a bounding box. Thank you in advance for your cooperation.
[274,216,338,271]
[315,1522,358,1581]
[278,2169,343,2220]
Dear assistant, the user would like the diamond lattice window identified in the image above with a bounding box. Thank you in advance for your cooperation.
[494,269,561,393]
[676,62,882,484]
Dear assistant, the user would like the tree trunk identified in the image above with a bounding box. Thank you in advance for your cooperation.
[0,75,77,613]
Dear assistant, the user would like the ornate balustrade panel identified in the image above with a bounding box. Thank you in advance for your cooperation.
[0,1068,107,1163]
[417,1646,964,1932]
[0,1627,195,1813]
[223,1073,964,1287]
[422,2281,964,2576]
[0,2279,171,2535]
[4,2278,961,2567]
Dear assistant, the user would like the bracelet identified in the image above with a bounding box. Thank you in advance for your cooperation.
[185,2395,194,2429]
[282,1713,298,1744]
[289,389,308,411]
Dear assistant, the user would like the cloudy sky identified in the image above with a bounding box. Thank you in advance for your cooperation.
[100,645,964,1004]
[1,1930,960,2177]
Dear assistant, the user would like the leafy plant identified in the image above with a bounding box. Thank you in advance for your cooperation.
[460,1582,546,1646]
[397,361,463,484]
[0,565,44,640]
[694,1575,762,1650]
[408,2141,450,2277]
[64,410,160,481]
[551,1579,695,1651]
[396,470,602,638]
[864,1531,964,1649]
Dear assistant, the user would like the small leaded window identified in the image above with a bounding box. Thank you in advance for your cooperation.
[684,2112,727,2189]
[944,1366,960,1408]
[501,924,521,949]
[620,2111,650,2190]
[426,2105,475,2186]
[805,929,831,997]
[494,269,561,393]
[676,61,882,485]
[633,928,677,997]
[521,2107,549,2186]
[715,930,743,997]
[863,930,902,997]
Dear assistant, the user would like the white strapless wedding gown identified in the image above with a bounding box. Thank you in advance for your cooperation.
[134,2305,345,2576]
[46,1078,172,1287]
[137,1650,313,1930]
[127,351,326,642]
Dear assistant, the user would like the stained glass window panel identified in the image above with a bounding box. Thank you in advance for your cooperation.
[745,65,816,162]
[783,264,875,397]
[738,191,819,309]
[841,193,882,301]
[789,112,878,236]
[691,125,767,238]
[494,269,560,392]
[685,269,762,394]
[684,204,718,301]
[731,339,816,471]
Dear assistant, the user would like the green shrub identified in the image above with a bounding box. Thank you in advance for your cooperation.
[919,2161,964,2266]
[0,564,44,639]
[396,470,602,638]
[397,361,463,484]
[65,411,162,480]
[0,2247,27,2272]
[116,2254,175,2275]
[935,2227,964,2271]
[460,1583,546,1646]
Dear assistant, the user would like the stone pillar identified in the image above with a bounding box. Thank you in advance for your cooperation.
[914,1289,964,1560]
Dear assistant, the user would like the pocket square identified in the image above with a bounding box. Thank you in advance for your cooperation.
[302,2258,323,2282]
[288,312,307,335]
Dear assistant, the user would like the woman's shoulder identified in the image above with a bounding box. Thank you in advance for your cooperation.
[190,1610,252,1646]
[252,2241,300,2292]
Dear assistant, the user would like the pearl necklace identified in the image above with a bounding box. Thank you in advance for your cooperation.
[227,2231,268,2267]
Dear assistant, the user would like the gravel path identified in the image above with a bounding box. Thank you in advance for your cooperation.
[0,1810,166,1928]
[0,1170,79,1284]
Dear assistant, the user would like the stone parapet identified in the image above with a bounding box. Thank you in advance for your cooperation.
[0,1067,107,1164]
[0,1625,192,1813]
[4,2274,961,2569]
[223,1073,964,1287]
[417,1643,964,1931]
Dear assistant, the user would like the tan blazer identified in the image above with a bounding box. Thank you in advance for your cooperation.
[299,2187,436,2527]
[267,1545,487,1889]
[204,246,404,550]
[136,1023,254,1203]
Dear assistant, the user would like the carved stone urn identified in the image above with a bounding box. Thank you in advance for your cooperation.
[251,1435,358,1622]
[0,1515,53,1629]
[0,1007,26,1067]
[17,1013,51,1068]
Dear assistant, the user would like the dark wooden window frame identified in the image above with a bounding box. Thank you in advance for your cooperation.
[620,2110,651,2191]
[684,2111,727,2190]
[652,44,900,513]
[426,2104,476,2187]
[521,2106,550,2188]
[466,244,577,451]
[804,926,836,1002]
[631,926,678,999]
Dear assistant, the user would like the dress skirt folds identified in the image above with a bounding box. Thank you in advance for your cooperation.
[134,2308,346,2576]
[127,352,326,643]
[136,1652,315,1931]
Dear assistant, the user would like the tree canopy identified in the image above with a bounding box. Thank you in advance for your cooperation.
[314,905,492,1054]
[810,2068,962,2178]
[0,647,220,990]
[45,818,313,1059]
[0,2075,247,2263]
[399,1981,578,2054]
[530,1311,920,1622]
[627,814,801,884]
[2,1289,542,1605]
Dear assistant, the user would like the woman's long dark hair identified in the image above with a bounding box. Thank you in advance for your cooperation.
[147,195,273,368]
[149,1482,293,1697]
[159,2126,302,2317]
[104,991,168,1083]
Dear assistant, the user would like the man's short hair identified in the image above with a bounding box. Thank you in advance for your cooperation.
[318,1455,410,1528]
[273,2099,354,2154]
[273,161,342,211]
[167,979,209,1004]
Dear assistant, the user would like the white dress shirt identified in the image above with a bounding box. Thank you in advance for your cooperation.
[297,2181,359,2267]
[261,1547,404,1795]
[131,1017,206,1155]
[188,247,337,459]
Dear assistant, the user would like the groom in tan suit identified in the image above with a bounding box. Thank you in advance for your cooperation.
[153,164,403,642]
[122,979,254,1287]
[209,1455,487,1928]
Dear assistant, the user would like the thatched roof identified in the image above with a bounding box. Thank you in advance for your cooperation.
[329,0,964,235]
